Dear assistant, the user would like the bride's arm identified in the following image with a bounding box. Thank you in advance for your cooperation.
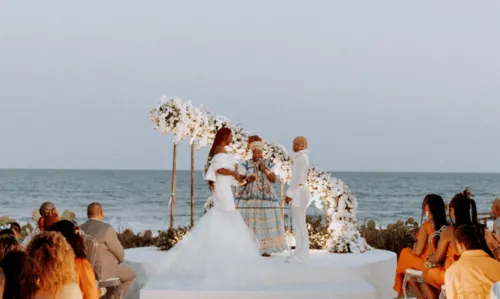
[217,168,240,179]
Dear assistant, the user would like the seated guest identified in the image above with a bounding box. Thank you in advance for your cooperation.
[487,198,500,260]
[48,220,99,299]
[0,235,22,262]
[38,202,61,231]
[9,222,22,241]
[80,203,136,296]
[0,251,38,299]
[492,197,500,234]
[423,188,477,299]
[394,194,447,297]
[445,225,499,299]
[27,231,82,299]
[22,202,61,248]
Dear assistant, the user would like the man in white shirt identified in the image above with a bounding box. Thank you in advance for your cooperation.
[285,136,311,263]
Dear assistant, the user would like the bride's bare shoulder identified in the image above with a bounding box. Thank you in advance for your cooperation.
[214,145,227,155]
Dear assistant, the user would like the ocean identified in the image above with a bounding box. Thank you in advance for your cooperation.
[1,169,499,232]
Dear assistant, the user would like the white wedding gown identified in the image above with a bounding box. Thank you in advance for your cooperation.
[147,153,273,289]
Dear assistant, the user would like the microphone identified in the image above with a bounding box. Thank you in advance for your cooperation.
[257,158,263,170]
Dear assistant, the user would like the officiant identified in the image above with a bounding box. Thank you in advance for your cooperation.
[235,135,287,256]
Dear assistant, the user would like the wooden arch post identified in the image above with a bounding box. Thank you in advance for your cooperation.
[323,198,329,226]
[234,164,239,194]
[170,143,178,228]
[190,142,195,227]
[280,178,285,221]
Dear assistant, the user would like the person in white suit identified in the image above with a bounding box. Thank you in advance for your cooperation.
[285,136,311,263]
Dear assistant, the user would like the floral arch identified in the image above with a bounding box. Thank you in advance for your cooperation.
[149,96,370,253]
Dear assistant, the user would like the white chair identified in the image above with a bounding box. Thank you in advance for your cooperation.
[439,285,446,299]
[84,235,123,299]
[403,268,423,299]
[402,226,446,298]
[84,235,98,266]
[490,282,500,299]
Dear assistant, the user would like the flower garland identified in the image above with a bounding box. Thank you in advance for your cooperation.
[150,96,370,253]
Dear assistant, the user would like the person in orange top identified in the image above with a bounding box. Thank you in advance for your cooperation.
[422,188,478,299]
[393,194,447,297]
[445,224,499,299]
[48,220,99,299]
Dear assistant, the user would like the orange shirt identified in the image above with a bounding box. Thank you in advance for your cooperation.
[74,258,99,299]
[445,250,500,299]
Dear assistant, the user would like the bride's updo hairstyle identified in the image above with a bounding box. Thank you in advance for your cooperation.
[206,127,232,190]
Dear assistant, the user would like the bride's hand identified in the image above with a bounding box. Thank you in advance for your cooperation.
[232,172,241,180]
[246,173,257,182]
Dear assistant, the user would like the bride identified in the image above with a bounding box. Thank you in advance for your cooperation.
[151,127,269,287]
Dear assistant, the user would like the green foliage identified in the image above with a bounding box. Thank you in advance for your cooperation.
[0,216,35,242]
[155,227,191,251]
[360,218,419,257]
[117,216,420,256]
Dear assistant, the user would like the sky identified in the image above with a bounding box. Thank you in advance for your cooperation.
[0,0,499,172]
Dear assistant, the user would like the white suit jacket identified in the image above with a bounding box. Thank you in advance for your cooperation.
[286,150,310,207]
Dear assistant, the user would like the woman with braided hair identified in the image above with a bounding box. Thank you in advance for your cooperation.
[422,188,490,299]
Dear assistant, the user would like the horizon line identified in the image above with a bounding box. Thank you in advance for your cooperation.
[0,167,499,175]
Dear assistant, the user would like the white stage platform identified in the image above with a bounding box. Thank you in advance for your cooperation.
[125,247,397,299]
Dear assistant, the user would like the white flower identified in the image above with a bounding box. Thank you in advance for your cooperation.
[203,196,214,213]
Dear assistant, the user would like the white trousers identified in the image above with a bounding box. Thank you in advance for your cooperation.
[291,187,309,258]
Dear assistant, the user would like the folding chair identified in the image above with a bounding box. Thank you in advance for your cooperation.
[439,285,446,299]
[84,235,122,299]
[402,226,446,298]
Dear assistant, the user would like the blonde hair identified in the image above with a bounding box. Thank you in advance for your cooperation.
[293,136,308,149]
[493,197,500,209]
[26,231,76,294]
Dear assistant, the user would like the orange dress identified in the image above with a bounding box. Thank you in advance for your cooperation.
[423,240,458,288]
[393,221,434,295]
[74,258,99,299]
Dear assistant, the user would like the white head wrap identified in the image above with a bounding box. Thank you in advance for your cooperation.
[250,141,265,151]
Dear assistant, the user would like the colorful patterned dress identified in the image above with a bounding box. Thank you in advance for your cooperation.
[235,159,287,255]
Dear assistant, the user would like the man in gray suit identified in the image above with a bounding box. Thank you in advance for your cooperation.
[80,202,136,296]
